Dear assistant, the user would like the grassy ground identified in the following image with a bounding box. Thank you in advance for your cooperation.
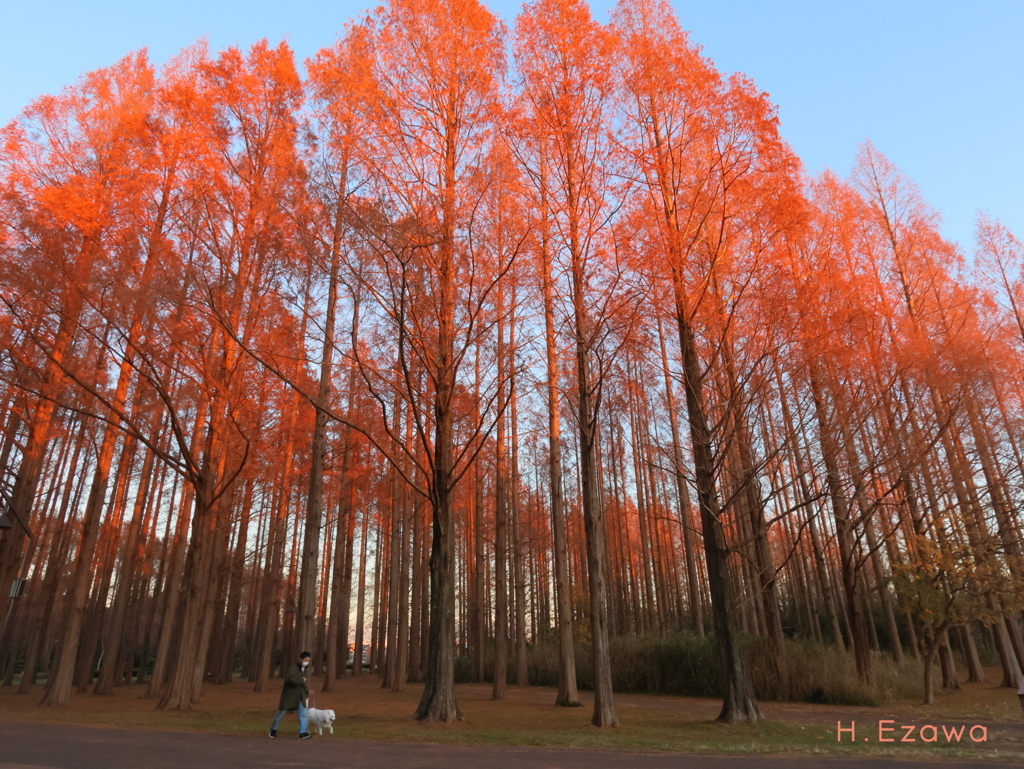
[2,671,1022,762]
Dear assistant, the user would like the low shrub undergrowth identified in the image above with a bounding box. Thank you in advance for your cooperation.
[460,633,926,707]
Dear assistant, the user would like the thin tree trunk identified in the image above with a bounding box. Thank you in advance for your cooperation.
[810,373,872,684]
[510,338,529,688]
[297,192,345,663]
[657,322,704,636]
[41,363,137,706]
[491,301,509,701]
[571,291,618,728]
[94,440,160,694]
[17,419,89,693]
[349,507,367,676]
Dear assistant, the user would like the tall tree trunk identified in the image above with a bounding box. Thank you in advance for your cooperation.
[393,484,412,691]
[407,495,425,683]
[145,471,194,699]
[17,418,89,693]
[384,460,402,689]
[539,181,579,705]
[352,507,369,677]
[40,353,139,707]
[570,270,618,728]
[212,480,252,685]
[297,185,346,664]
[778,372,844,650]
[510,343,529,688]
[809,373,872,684]
[94,440,160,694]
[657,321,704,637]
[0,310,78,640]
[156,443,228,710]
[414,140,461,723]
[675,304,760,723]
[958,624,986,683]
[492,299,509,701]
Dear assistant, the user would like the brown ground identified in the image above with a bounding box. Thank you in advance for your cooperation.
[0,668,1021,762]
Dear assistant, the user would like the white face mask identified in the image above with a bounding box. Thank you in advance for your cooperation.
[301,661,309,668]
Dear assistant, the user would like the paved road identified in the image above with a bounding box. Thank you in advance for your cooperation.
[0,721,1014,769]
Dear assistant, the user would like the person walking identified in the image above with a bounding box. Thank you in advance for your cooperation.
[268,651,314,739]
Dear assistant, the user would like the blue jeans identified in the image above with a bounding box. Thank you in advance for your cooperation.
[270,700,307,733]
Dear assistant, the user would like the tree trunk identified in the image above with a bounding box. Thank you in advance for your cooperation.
[414,147,461,723]
[407,496,425,683]
[675,306,760,724]
[0,309,78,637]
[297,195,345,664]
[939,630,960,690]
[40,393,135,706]
[144,476,194,699]
[492,304,509,701]
[353,508,369,676]
[413,479,461,722]
[212,480,252,684]
[959,624,985,683]
[156,462,223,710]
[923,647,936,705]
[510,351,529,688]
[384,461,402,690]
[572,315,618,727]
[470,439,486,683]
[809,373,872,684]
[94,441,160,694]
[393,486,411,691]
[17,419,89,693]
[658,321,704,637]
[539,180,579,706]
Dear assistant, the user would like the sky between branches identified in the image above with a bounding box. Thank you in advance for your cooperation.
[2,0,1020,254]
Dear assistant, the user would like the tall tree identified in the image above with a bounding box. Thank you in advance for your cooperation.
[514,0,623,727]
[310,0,512,722]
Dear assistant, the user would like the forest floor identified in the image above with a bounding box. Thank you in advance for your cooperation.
[1,669,1022,763]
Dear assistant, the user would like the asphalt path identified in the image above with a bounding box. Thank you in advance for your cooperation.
[0,721,1014,769]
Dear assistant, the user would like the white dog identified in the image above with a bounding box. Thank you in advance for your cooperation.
[305,706,336,735]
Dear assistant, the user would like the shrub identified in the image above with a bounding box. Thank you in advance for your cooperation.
[521,633,926,706]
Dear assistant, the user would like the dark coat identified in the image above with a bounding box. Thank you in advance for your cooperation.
[278,662,309,711]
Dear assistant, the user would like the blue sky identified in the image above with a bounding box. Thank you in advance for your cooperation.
[2,1,1021,254]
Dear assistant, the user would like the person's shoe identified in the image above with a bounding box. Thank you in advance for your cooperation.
[299,732,312,740]
[268,729,276,738]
